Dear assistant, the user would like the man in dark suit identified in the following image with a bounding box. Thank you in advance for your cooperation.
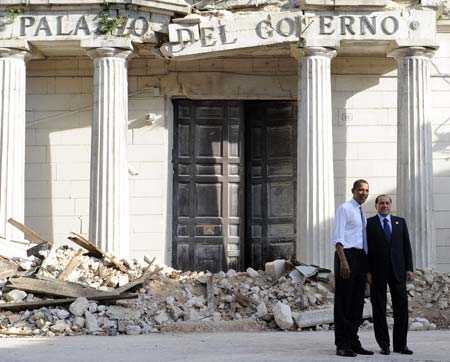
[367,194,414,355]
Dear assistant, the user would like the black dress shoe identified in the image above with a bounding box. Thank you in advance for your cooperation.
[336,348,357,357]
[380,347,390,355]
[352,346,374,355]
[394,347,413,355]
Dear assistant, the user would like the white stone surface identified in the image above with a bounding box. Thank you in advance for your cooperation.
[85,46,133,258]
[296,47,336,268]
[70,297,90,317]
[5,290,27,303]
[273,301,293,330]
[391,46,436,269]
[0,48,30,242]
[15,28,450,273]
[265,260,286,280]
[162,10,436,59]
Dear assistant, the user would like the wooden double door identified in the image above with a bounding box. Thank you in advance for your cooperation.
[173,100,297,272]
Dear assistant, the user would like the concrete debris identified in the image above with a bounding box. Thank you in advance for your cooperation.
[5,290,27,303]
[246,267,259,278]
[69,297,89,317]
[265,259,286,280]
[273,302,293,330]
[0,242,450,336]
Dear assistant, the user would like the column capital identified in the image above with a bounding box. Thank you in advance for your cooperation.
[389,46,436,60]
[0,40,33,62]
[81,38,134,60]
[86,47,133,61]
[290,44,337,60]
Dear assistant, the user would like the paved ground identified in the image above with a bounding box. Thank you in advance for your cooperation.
[0,330,449,362]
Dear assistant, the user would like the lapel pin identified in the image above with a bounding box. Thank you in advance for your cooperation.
[395,221,399,224]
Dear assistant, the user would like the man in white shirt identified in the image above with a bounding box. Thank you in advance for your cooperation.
[332,179,373,357]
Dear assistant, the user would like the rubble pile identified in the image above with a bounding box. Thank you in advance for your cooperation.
[408,269,450,329]
[0,245,338,336]
[0,221,449,337]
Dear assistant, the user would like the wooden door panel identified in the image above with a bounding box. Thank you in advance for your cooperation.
[173,100,244,272]
[246,101,297,270]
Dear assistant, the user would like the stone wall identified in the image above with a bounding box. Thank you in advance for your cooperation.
[23,42,450,271]
[431,33,450,272]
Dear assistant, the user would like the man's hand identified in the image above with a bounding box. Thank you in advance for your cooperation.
[367,273,372,285]
[340,260,351,279]
[335,243,351,279]
[407,271,414,281]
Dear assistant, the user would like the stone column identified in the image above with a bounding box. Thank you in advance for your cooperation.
[0,43,31,241]
[391,46,436,269]
[295,46,337,268]
[83,41,133,257]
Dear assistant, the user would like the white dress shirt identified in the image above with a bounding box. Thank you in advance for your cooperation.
[377,214,392,233]
[332,198,365,249]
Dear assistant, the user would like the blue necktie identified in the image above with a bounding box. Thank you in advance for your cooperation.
[359,206,368,253]
[383,218,392,242]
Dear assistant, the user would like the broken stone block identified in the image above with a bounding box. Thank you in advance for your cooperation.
[107,275,119,287]
[219,278,232,289]
[265,260,286,280]
[118,274,129,287]
[5,290,27,303]
[126,324,141,335]
[186,296,205,308]
[168,305,184,321]
[415,317,430,329]
[8,314,20,324]
[69,297,89,317]
[106,306,142,321]
[88,302,98,314]
[84,311,99,333]
[166,296,175,305]
[73,317,85,329]
[141,322,154,334]
[35,318,45,329]
[273,301,293,330]
[154,311,170,325]
[226,269,237,278]
[409,321,424,331]
[256,302,268,318]
[184,309,200,321]
[50,320,69,333]
[246,267,259,278]
[56,309,70,320]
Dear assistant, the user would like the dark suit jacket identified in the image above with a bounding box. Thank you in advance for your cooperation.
[367,215,413,283]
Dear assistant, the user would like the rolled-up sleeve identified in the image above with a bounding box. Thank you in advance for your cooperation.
[332,206,347,246]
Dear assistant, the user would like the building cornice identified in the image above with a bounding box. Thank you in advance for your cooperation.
[3,0,190,16]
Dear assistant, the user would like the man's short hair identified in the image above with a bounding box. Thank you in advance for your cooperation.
[352,179,369,190]
[375,194,392,204]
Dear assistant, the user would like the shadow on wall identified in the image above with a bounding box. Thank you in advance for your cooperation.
[24,57,167,254]
[331,57,450,272]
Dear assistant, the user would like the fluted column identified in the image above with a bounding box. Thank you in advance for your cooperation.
[391,46,436,269]
[85,46,133,257]
[296,47,337,268]
[0,46,31,241]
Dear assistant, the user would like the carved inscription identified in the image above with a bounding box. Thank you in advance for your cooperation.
[162,10,435,57]
[0,13,154,39]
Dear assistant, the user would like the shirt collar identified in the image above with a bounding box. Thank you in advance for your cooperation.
[378,214,391,223]
[350,198,361,208]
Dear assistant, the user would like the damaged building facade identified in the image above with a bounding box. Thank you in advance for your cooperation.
[0,0,449,273]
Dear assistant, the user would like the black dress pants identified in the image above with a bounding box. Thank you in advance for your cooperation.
[370,268,409,350]
[334,248,367,350]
